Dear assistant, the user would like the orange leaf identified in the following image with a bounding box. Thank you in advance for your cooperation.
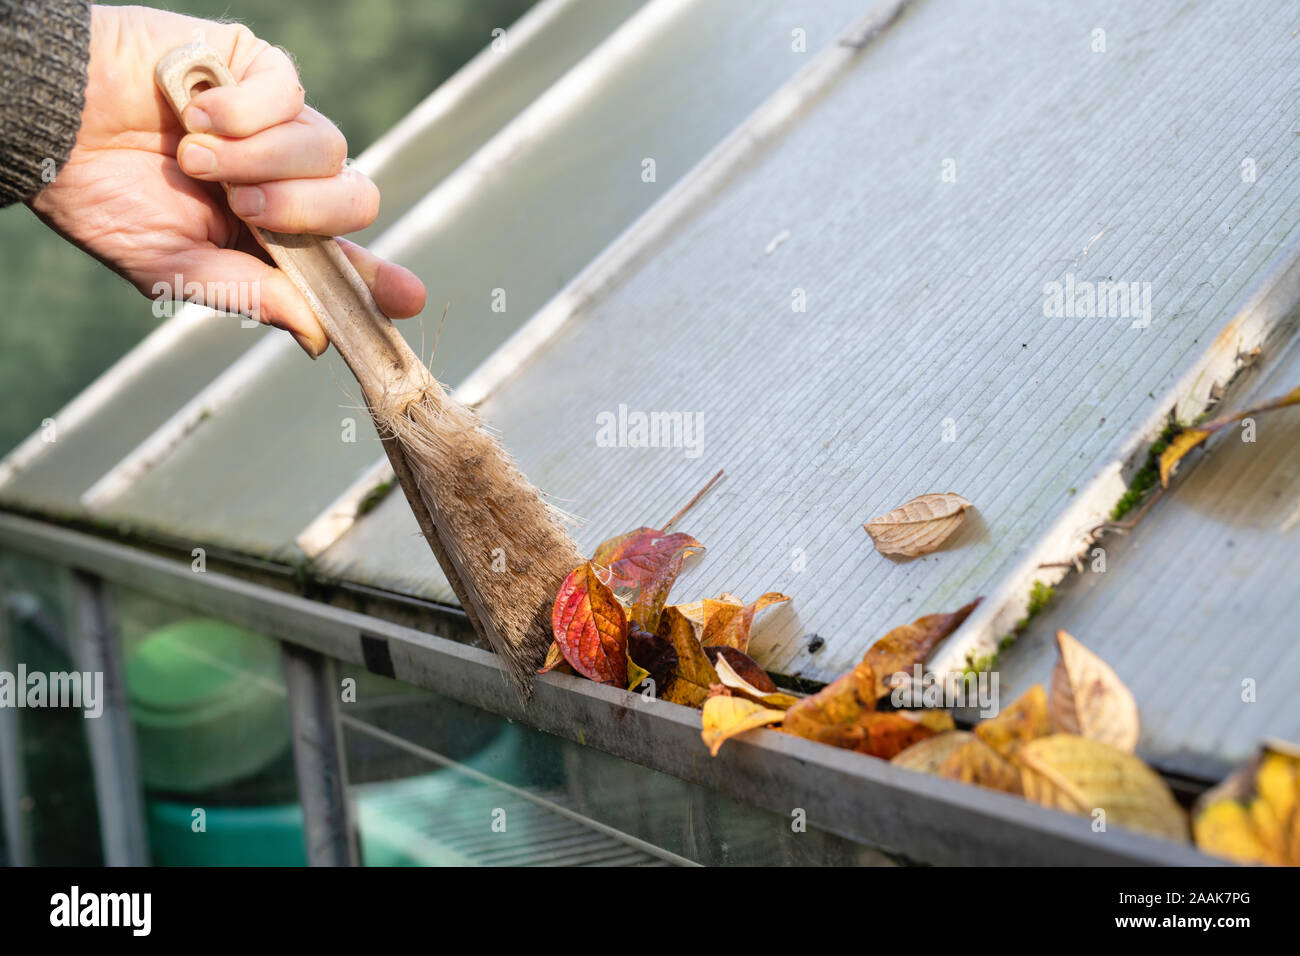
[865,598,982,699]
[701,695,785,756]
[552,562,628,686]
[700,591,790,652]
[593,528,703,630]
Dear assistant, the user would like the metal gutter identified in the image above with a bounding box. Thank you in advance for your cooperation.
[0,510,1220,866]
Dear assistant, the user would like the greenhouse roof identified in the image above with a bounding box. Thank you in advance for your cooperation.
[2,0,1298,798]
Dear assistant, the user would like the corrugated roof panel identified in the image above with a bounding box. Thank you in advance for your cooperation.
[424,0,1300,686]
[93,0,882,559]
[996,323,1300,782]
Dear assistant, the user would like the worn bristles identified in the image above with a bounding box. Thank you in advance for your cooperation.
[375,384,583,692]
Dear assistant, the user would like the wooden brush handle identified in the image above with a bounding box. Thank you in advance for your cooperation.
[154,43,429,409]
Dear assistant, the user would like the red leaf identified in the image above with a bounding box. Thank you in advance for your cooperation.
[552,562,628,685]
[592,527,703,630]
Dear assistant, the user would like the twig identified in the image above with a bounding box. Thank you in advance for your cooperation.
[1088,486,1166,537]
[662,469,724,531]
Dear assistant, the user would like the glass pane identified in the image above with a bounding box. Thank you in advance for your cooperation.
[110,585,304,866]
[0,551,102,865]
[342,670,893,866]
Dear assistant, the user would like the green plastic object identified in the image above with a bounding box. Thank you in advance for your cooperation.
[125,618,290,793]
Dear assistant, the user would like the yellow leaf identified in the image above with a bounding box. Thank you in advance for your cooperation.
[974,684,1050,757]
[864,492,972,558]
[891,731,974,774]
[1049,630,1140,751]
[1193,742,1300,865]
[656,605,719,707]
[1160,383,1300,486]
[1015,735,1189,842]
[627,655,650,692]
[712,653,798,710]
[939,735,1023,795]
[701,695,785,756]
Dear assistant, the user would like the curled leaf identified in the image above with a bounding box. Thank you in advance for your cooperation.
[701,695,785,756]
[1015,734,1190,842]
[1049,630,1139,751]
[864,492,972,558]
[712,651,798,709]
[537,640,571,675]
[865,598,982,699]
[700,591,790,652]
[551,562,628,686]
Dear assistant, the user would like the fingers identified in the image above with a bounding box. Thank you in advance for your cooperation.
[184,34,303,137]
[178,107,347,184]
[168,246,330,358]
[337,239,427,319]
[223,167,380,236]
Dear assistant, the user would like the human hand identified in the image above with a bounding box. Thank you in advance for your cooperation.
[28,5,426,357]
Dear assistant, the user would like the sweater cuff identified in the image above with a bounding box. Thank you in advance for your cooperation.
[0,0,92,207]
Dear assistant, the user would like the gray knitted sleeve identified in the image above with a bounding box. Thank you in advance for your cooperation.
[0,0,91,207]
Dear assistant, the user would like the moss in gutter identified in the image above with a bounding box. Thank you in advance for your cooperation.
[1110,421,1179,521]
[963,580,1056,676]
[357,479,395,517]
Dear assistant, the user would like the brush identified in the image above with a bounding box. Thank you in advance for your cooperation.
[156,43,583,691]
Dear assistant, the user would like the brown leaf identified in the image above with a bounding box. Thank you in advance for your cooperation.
[1014,734,1189,842]
[701,695,785,756]
[865,598,982,699]
[551,562,628,686]
[627,624,677,690]
[700,592,790,652]
[974,684,1051,758]
[864,492,972,557]
[1049,630,1139,751]
[781,661,952,758]
[705,647,778,693]
[711,651,799,709]
[592,528,703,630]
[1160,383,1300,486]
[656,604,719,707]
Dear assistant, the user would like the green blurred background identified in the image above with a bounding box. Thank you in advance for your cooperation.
[0,0,536,455]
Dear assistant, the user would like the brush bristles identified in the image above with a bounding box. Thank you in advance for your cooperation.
[377,387,583,691]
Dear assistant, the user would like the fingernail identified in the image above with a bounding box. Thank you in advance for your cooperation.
[184,107,211,133]
[292,332,324,359]
[229,186,265,217]
[180,143,216,175]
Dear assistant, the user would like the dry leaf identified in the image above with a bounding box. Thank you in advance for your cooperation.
[1160,383,1300,485]
[700,592,790,652]
[974,684,1051,758]
[865,598,982,699]
[551,562,628,686]
[781,661,952,758]
[701,695,785,756]
[1193,742,1300,865]
[712,652,799,709]
[891,731,974,774]
[1015,734,1190,842]
[864,492,972,558]
[592,528,703,630]
[537,640,571,675]
[1050,630,1139,751]
[940,735,1024,795]
[655,605,719,707]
